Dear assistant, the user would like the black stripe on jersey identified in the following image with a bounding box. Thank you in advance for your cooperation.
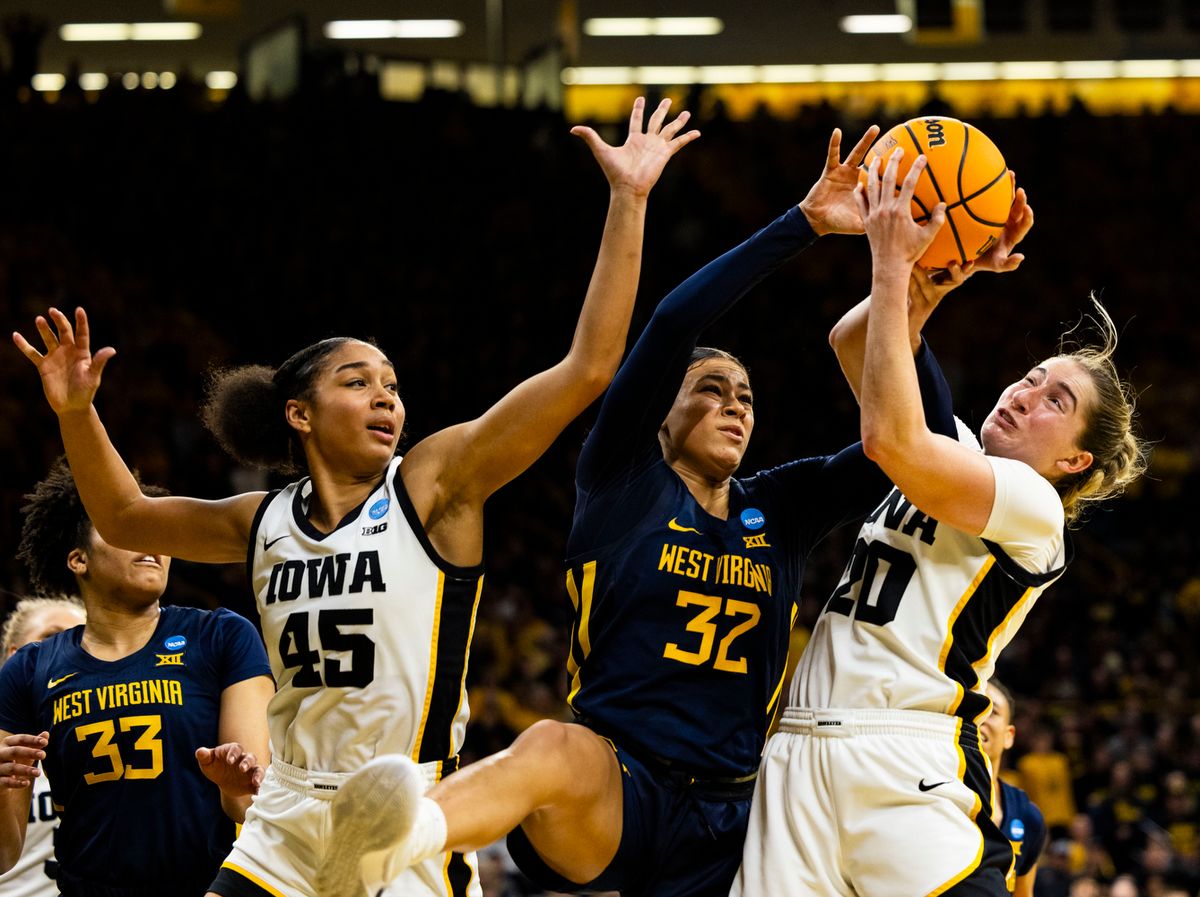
[446,851,475,897]
[943,565,1031,722]
[982,534,1073,587]
[414,573,482,763]
[392,466,484,578]
[245,490,280,584]
[291,472,387,542]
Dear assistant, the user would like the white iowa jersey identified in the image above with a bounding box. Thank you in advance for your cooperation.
[793,419,1071,724]
[0,774,57,897]
[248,456,484,772]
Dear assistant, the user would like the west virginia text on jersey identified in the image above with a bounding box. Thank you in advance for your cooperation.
[0,606,270,895]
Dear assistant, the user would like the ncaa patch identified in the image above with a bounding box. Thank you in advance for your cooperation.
[368,499,390,520]
[740,507,765,530]
[164,635,187,651]
[1011,819,1025,839]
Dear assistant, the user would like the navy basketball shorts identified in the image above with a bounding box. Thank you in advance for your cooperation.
[731,708,1014,897]
[507,739,755,897]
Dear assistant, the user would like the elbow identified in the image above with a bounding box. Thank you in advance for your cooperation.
[860,426,888,464]
[828,321,847,354]
[860,419,905,468]
[575,364,616,403]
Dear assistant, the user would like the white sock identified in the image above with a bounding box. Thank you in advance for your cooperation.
[397,798,448,866]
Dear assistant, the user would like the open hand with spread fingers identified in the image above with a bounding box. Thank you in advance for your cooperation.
[12,307,115,417]
[800,125,881,236]
[571,96,700,199]
[855,148,947,273]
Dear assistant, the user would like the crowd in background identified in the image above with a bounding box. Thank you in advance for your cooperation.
[0,61,1198,897]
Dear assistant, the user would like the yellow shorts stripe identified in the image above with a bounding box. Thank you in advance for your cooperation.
[220,861,291,897]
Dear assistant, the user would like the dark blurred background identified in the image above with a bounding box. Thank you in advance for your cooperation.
[1,2,1199,895]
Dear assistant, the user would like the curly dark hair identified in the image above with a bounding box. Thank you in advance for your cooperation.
[201,337,380,475]
[18,458,167,597]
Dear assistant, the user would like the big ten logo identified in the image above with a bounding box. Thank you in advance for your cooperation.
[924,119,946,147]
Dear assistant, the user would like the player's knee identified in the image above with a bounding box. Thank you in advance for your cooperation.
[511,719,575,763]
[510,721,612,800]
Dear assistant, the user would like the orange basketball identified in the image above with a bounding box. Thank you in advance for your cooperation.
[860,116,1013,269]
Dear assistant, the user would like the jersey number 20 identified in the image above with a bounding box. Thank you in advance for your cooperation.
[279,609,376,687]
[825,538,916,626]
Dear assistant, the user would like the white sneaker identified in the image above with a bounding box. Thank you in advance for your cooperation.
[316,755,424,897]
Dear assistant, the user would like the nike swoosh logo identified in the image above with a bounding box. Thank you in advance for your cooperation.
[918,778,950,792]
[667,518,701,534]
[47,673,78,689]
[264,534,292,551]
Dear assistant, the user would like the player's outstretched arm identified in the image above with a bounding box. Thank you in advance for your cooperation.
[404,98,699,506]
[0,731,45,873]
[197,674,274,823]
[857,149,997,535]
[13,307,263,564]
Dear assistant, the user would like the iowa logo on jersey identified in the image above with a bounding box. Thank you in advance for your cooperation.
[156,653,185,667]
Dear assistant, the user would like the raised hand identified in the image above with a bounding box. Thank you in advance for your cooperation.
[196,742,264,797]
[571,96,700,198]
[12,307,116,415]
[0,732,47,788]
[972,176,1033,275]
[800,125,881,236]
[855,148,946,273]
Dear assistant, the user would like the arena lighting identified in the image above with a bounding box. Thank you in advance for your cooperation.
[583,17,724,37]
[1061,60,1117,79]
[759,65,818,83]
[31,73,66,91]
[141,72,159,89]
[121,72,139,89]
[637,66,701,84]
[160,72,177,89]
[1118,60,1179,78]
[323,20,463,40]
[561,58,1200,86]
[998,61,1060,79]
[698,66,758,83]
[879,63,941,81]
[78,72,108,90]
[205,71,238,89]
[941,62,999,80]
[839,14,913,34]
[59,22,202,41]
[561,67,635,85]
[821,64,879,82]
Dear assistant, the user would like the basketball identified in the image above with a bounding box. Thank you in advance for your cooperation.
[860,116,1013,270]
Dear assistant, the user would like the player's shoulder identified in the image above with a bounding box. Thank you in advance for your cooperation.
[1001,780,1046,825]
[159,604,257,641]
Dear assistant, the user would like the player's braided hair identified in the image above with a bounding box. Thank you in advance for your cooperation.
[1051,297,1148,527]
[17,459,167,596]
[201,337,378,475]
[1,595,85,656]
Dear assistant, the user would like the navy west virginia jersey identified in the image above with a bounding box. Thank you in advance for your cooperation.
[999,780,1046,880]
[0,606,271,897]
[562,206,956,778]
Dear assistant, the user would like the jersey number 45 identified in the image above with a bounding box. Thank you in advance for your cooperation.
[279,609,376,688]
